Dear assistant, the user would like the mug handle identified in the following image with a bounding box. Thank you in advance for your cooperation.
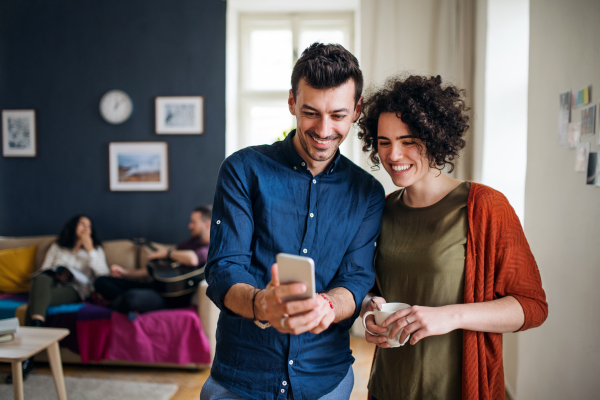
[362,311,379,336]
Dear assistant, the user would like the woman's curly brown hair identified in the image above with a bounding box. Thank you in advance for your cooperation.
[358,75,470,172]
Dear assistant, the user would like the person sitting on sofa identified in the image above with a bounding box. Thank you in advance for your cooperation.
[93,205,211,315]
[6,214,109,383]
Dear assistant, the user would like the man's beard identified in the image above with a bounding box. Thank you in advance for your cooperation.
[297,128,342,162]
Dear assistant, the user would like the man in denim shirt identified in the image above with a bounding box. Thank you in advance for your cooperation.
[202,43,385,400]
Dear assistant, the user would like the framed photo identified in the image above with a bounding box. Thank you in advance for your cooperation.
[2,110,36,157]
[109,142,169,191]
[155,96,204,134]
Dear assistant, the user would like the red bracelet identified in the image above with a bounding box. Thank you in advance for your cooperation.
[318,293,334,309]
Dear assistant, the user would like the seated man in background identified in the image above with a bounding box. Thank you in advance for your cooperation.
[94,205,211,315]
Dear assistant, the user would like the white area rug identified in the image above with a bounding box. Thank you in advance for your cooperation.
[0,374,178,400]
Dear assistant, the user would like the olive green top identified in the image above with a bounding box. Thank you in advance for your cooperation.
[368,181,471,400]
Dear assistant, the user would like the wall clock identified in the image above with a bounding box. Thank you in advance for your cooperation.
[99,90,133,124]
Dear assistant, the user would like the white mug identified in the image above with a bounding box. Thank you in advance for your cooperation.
[362,302,411,347]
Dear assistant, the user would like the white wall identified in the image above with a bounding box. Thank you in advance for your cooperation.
[474,1,530,397]
[480,0,529,223]
[520,0,600,399]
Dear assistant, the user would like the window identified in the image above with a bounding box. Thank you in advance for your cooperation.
[235,13,354,152]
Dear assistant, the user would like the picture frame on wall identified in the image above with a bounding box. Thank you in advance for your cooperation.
[155,96,204,134]
[109,142,169,191]
[2,109,36,157]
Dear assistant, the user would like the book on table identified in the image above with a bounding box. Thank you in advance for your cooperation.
[0,317,18,342]
[0,333,14,343]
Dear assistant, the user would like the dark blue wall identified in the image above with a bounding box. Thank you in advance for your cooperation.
[0,0,226,243]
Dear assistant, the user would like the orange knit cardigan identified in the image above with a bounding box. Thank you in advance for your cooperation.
[462,182,548,400]
[370,182,548,400]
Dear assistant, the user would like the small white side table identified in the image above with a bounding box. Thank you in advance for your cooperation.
[0,326,69,400]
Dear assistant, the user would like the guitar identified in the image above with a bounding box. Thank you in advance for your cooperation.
[132,238,205,298]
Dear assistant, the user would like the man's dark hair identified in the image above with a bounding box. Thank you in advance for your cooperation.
[358,75,470,172]
[291,42,363,104]
[194,205,212,221]
[56,214,102,249]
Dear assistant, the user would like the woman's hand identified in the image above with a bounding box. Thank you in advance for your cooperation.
[382,305,459,345]
[110,264,126,278]
[77,232,94,252]
[364,296,390,348]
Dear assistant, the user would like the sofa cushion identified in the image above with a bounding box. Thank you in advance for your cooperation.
[0,236,56,271]
[0,245,37,293]
[103,240,138,271]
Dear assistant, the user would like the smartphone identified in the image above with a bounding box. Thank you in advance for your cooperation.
[276,253,316,302]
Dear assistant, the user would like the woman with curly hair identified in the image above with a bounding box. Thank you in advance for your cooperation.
[30,214,109,324]
[358,75,548,400]
[6,214,109,383]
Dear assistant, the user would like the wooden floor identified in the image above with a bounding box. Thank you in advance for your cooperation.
[0,336,375,400]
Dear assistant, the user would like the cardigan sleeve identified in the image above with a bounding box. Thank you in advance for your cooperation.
[482,189,549,331]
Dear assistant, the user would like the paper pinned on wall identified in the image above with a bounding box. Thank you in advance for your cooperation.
[575,142,590,172]
[598,102,600,146]
[586,152,598,185]
[558,90,571,145]
[580,104,596,137]
[567,122,581,149]
[571,85,591,108]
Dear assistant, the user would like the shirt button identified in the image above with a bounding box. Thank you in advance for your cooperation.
[281,389,285,393]
[312,179,317,184]
[301,162,306,167]
[216,220,221,225]
[293,166,297,170]
[309,213,314,218]
[289,360,294,365]
[282,381,287,386]
[302,249,307,254]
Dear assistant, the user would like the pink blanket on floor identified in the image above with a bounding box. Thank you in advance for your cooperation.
[79,306,211,365]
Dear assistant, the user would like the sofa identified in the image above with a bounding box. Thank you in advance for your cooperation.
[0,235,219,370]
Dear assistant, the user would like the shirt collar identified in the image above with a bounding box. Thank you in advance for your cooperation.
[282,129,341,175]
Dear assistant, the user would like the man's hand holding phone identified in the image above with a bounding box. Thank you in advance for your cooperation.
[254,263,335,335]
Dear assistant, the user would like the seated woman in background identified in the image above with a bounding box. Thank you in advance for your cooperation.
[358,75,548,400]
[27,214,109,327]
[7,214,109,383]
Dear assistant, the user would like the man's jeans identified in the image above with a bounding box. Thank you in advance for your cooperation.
[200,366,354,400]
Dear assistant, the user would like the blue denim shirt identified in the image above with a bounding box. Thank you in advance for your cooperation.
[206,131,385,400]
